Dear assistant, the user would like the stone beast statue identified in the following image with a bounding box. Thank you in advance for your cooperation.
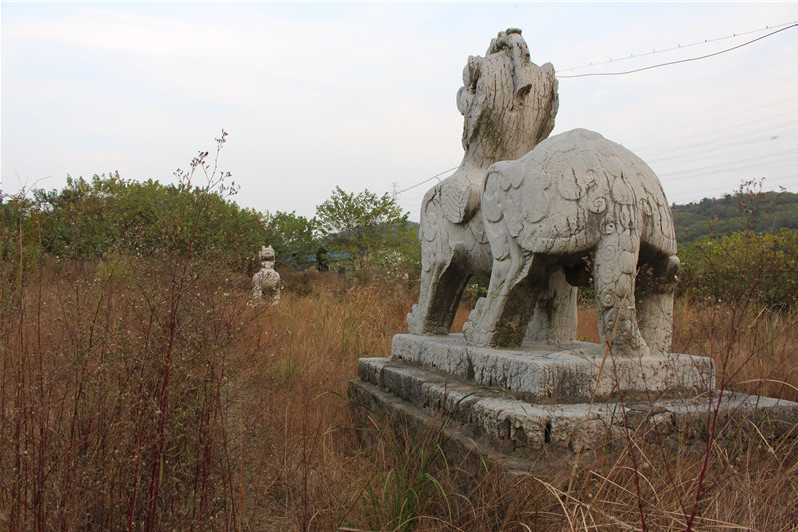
[252,245,282,306]
[407,28,560,336]
[462,129,679,358]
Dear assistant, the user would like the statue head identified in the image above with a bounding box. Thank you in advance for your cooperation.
[456,28,559,165]
[259,245,275,263]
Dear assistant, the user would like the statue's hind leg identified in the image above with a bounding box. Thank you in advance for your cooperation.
[636,254,679,357]
[593,233,649,357]
[525,267,578,344]
[463,240,541,348]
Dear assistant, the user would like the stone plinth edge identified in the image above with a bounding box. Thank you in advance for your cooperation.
[391,334,715,403]
[352,357,798,463]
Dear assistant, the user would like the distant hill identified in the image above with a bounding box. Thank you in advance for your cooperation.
[672,190,798,243]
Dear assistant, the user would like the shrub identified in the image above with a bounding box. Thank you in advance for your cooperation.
[678,229,798,308]
[24,137,266,270]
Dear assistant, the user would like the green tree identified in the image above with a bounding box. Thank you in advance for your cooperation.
[1,189,45,299]
[678,228,798,308]
[262,211,318,268]
[316,186,412,273]
[672,182,798,243]
[27,135,267,269]
[33,174,116,257]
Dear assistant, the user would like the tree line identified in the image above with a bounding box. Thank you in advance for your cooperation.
[1,173,419,282]
[3,167,795,309]
[672,180,798,243]
[262,186,418,275]
[672,180,798,308]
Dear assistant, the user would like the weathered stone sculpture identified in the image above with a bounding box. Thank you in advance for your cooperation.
[407,28,561,336]
[350,28,797,476]
[350,28,798,476]
[463,129,678,357]
[252,245,282,306]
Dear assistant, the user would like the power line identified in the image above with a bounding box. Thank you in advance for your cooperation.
[558,23,798,78]
[394,166,458,196]
[633,123,798,165]
[621,107,798,153]
[663,167,796,189]
[616,93,798,146]
[558,21,798,73]
[646,138,798,168]
[667,176,798,202]
[659,153,798,183]
[666,173,798,200]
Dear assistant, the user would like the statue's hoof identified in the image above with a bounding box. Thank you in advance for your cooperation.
[463,324,493,347]
[462,321,473,342]
[467,298,484,323]
[462,299,487,344]
[406,305,423,335]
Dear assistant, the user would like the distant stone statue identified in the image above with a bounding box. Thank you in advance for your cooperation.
[252,245,282,306]
[407,28,561,336]
[462,129,678,357]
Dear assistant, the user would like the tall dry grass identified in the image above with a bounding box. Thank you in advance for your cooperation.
[227,269,414,529]
[1,254,252,529]
[2,259,797,530]
[672,299,798,402]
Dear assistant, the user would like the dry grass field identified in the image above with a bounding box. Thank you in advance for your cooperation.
[2,258,797,530]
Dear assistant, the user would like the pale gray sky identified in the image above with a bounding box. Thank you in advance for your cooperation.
[2,2,797,221]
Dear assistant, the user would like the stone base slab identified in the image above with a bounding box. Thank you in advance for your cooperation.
[352,356,798,463]
[391,334,716,403]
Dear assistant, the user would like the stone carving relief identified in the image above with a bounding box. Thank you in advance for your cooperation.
[407,28,561,336]
[252,245,282,306]
[462,129,678,357]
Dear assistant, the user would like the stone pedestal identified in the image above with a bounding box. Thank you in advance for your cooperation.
[390,334,714,402]
[353,28,798,477]
[348,335,798,473]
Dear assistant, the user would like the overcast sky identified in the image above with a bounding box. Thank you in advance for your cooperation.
[2,2,797,221]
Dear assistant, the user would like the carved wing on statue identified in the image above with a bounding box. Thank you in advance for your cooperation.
[440,180,477,224]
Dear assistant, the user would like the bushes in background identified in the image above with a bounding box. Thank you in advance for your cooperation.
[678,228,798,309]
[17,172,268,270]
